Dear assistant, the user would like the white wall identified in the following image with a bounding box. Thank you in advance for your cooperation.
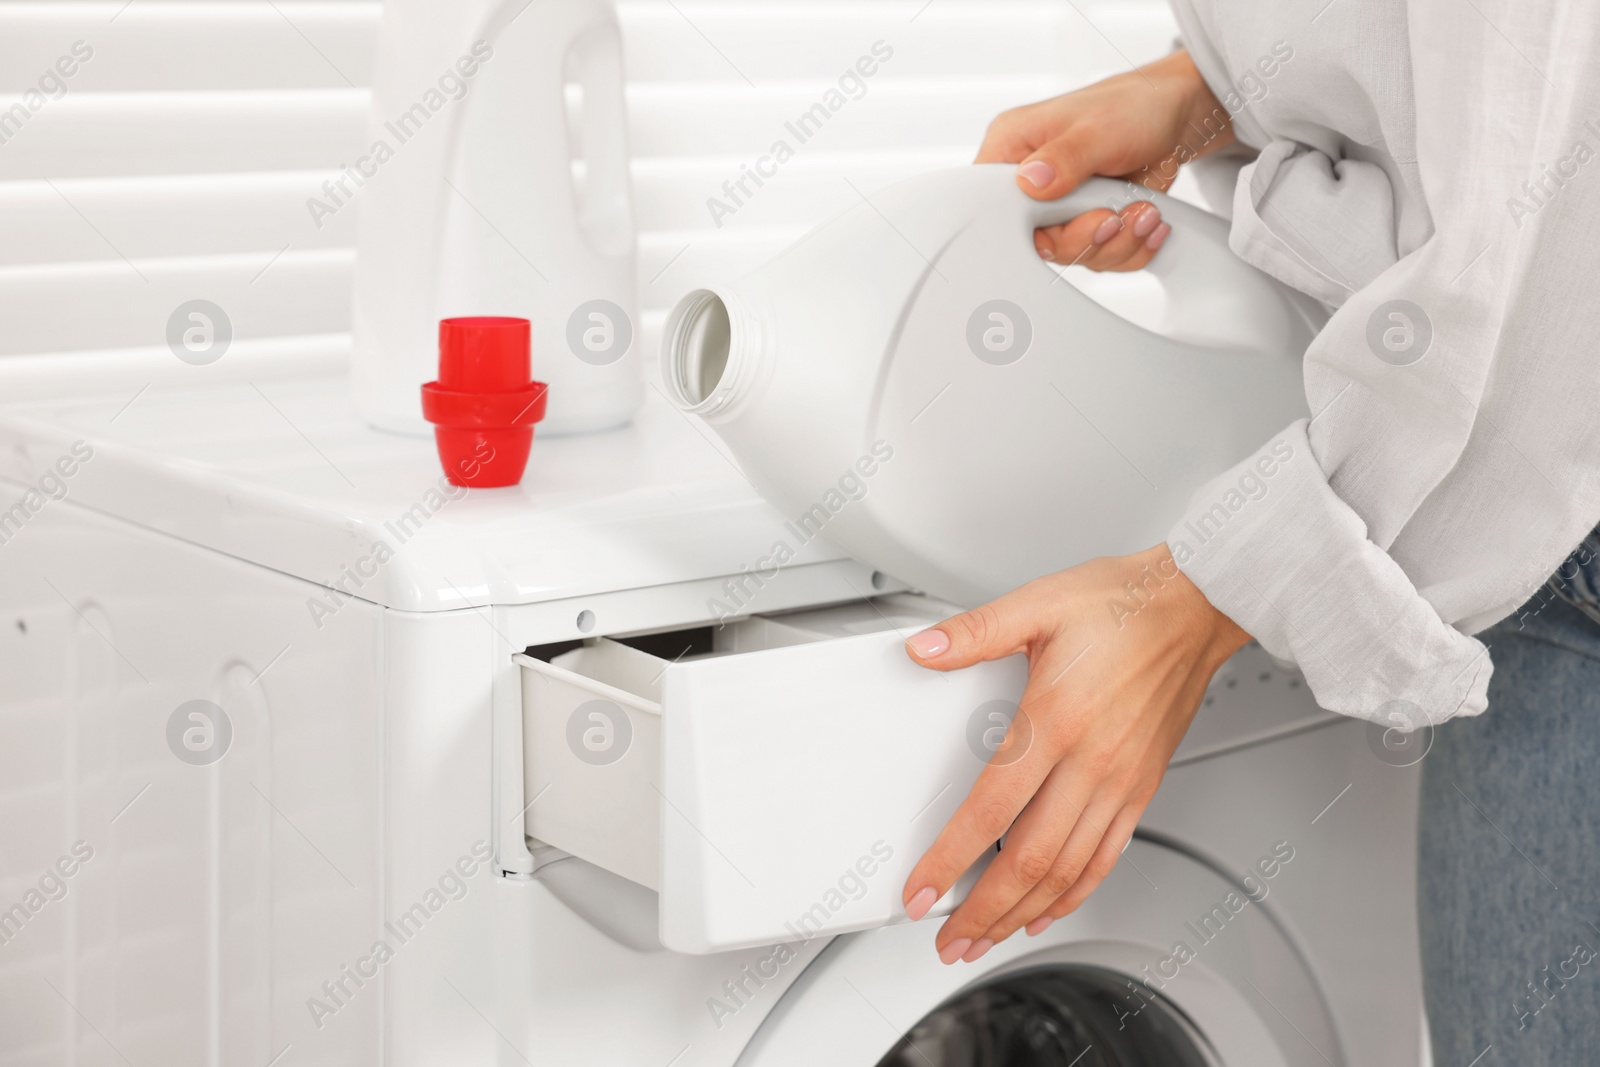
[0,0,1177,401]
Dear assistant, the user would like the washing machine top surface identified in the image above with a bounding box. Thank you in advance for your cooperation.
[0,375,849,611]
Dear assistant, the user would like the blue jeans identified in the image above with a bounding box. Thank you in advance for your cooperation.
[1419,533,1600,1065]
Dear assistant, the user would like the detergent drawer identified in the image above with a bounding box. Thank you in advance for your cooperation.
[515,594,1027,954]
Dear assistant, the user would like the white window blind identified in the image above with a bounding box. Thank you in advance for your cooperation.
[0,0,1177,402]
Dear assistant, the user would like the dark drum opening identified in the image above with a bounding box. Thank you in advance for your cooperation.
[874,965,1214,1066]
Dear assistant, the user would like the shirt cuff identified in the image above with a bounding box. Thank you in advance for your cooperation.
[1168,419,1492,726]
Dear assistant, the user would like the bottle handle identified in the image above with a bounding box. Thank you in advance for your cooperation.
[565,0,634,258]
[996,167,1313,354]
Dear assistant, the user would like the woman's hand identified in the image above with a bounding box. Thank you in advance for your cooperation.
[899,544,1248,963]
[978,49,1234,270]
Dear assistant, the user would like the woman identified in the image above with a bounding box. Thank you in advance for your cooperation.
[897,7,1600,1062]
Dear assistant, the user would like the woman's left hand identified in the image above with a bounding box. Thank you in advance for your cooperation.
[899,544,1249,963]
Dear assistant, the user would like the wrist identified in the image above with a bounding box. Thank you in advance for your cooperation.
[1148,50,1233,155]
[1134,542,1249,667]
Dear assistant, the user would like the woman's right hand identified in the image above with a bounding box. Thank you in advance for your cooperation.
[977,49,1233,270]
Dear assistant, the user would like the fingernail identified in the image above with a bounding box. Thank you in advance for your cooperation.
[1026,916,1054,937]
[1092,215,1123,245]
[1038,246,1055,261]
[962,938,994,963]
[1132,208,1161,239]
[905,886,938,921]
[1145,222,1171,251]
[1017,160,1055,189]
[906,629,950,659]
[938,938,972,966]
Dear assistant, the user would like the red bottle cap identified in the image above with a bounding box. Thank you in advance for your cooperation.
[421,316,547,488]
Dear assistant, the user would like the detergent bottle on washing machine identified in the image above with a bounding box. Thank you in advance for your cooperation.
[350,0,640,437]
[659,164,1325,606]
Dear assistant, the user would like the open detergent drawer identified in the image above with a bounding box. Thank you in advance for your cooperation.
[516,594,1027,954]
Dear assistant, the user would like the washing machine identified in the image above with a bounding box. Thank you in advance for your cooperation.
[0,375,1426,1066]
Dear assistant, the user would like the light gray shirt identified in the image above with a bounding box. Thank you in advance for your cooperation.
[1163,0,1600,724]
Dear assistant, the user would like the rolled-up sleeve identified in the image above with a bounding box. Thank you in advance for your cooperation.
[1169,421,1494,725]
[1165,0,1600,726]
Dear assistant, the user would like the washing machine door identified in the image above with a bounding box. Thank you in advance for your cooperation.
[735,839,1342,1067]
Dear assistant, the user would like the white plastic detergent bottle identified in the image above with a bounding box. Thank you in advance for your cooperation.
[661,165,1325,607]
[350,0,641,437]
